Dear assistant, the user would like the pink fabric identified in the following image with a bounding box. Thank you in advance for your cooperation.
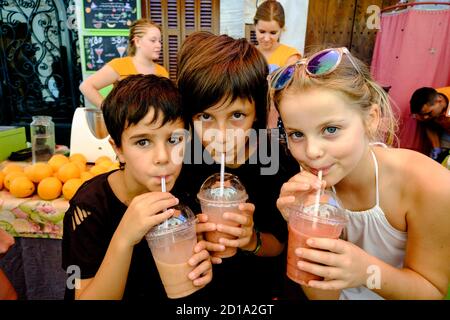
[371,9,450,152]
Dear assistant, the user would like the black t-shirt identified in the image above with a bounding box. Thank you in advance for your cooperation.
[61,171,205,301]
[172,129,299,301]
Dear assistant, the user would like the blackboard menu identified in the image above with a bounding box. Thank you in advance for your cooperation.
[84,0,137,30]
[84,35,128,71]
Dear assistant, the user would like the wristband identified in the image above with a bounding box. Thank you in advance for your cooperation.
[243,228,262,255]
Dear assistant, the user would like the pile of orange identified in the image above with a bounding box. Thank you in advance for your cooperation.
[0,154,119,200]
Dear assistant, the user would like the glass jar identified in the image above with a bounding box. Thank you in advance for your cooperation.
[30,116,55,163]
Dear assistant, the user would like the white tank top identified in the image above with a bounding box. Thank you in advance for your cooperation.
[332,149,408,300]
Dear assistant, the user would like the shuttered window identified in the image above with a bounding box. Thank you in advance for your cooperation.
[143,0,220,80]
[245,24,257,46]
[200,0,212,28]
[149,1,162,25]
[184,0,195,29]
[168,34,178,77]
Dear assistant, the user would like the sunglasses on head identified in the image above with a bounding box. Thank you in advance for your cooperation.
[269,47,362,91]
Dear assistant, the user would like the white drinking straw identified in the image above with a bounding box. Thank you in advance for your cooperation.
[219,152,225,197]
[313,170,323,216]
[161,176,166,193]
[161,176,168,228]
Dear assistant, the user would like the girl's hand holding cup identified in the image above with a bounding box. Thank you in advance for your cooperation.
[277,171,326,221]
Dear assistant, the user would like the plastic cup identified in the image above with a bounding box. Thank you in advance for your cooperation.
[145,204,200,299]
[286,190,347,285]
[197,173,248,258]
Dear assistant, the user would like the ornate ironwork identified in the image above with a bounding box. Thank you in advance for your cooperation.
[0,0,81,129]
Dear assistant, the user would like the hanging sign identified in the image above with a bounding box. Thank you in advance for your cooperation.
[83,0,137,30]
[83,35,128,71]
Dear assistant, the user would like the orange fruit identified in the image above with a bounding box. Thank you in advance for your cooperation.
[97,159,113,169]
[90,165,109,176]
[48,154,69,172]
[0,171,4,190]
[95,156,112,166]
[10,176,35,198]
[4,171,26,190]
[80,171,94,183]
[69,153,87,165]
[62,178,83,200]
[37,177,62,200]
[72,161,86,173]
[107,162,120,172]
[24,163,54,183]
[2,163,24,175]
[57,162,81,183]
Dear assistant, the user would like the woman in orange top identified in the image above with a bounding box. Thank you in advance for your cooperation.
[253,1,301,128]
[253,0,301,74]
[79,18,169,108]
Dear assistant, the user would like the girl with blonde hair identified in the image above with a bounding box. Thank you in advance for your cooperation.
[80,18,169,108]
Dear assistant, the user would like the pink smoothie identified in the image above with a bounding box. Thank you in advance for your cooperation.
[201,204,241,258]
[150,235,200,298]
[154,259,200,299]
[287,214,345,285]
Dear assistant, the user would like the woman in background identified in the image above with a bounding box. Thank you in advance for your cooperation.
[79,18,169,108]
[254,0,301,128]
[254,0,301,73]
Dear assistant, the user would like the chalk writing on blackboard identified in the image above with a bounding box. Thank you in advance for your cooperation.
[84,0,137,30]
[84,35,128,71]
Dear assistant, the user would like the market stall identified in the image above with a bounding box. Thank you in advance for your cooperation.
[0,153,116,299]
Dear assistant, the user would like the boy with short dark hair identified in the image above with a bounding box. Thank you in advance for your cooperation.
[62,74,212,300]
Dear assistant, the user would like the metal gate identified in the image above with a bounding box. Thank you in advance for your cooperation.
[0,0,82,145]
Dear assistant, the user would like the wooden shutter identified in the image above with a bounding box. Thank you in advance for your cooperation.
[143,0,220,81]
[245,24,257,46]
[183,0,196,33]
[148,0,164,67]
[200,0,213,29]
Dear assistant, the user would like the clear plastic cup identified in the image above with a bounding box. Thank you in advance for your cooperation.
[145,204,200,299]
[286,190,347,285]
[197,173,248,258]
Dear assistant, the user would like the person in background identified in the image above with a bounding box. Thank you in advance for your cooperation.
[79,18,169,108]
[254,0,301,73]
[0,229,17,300]
[410,86,450,163]
[175,32,300,301]
[253,0,301,128]
[437,87,450,108]
[271,47,450,299]
[63,75,212,300]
